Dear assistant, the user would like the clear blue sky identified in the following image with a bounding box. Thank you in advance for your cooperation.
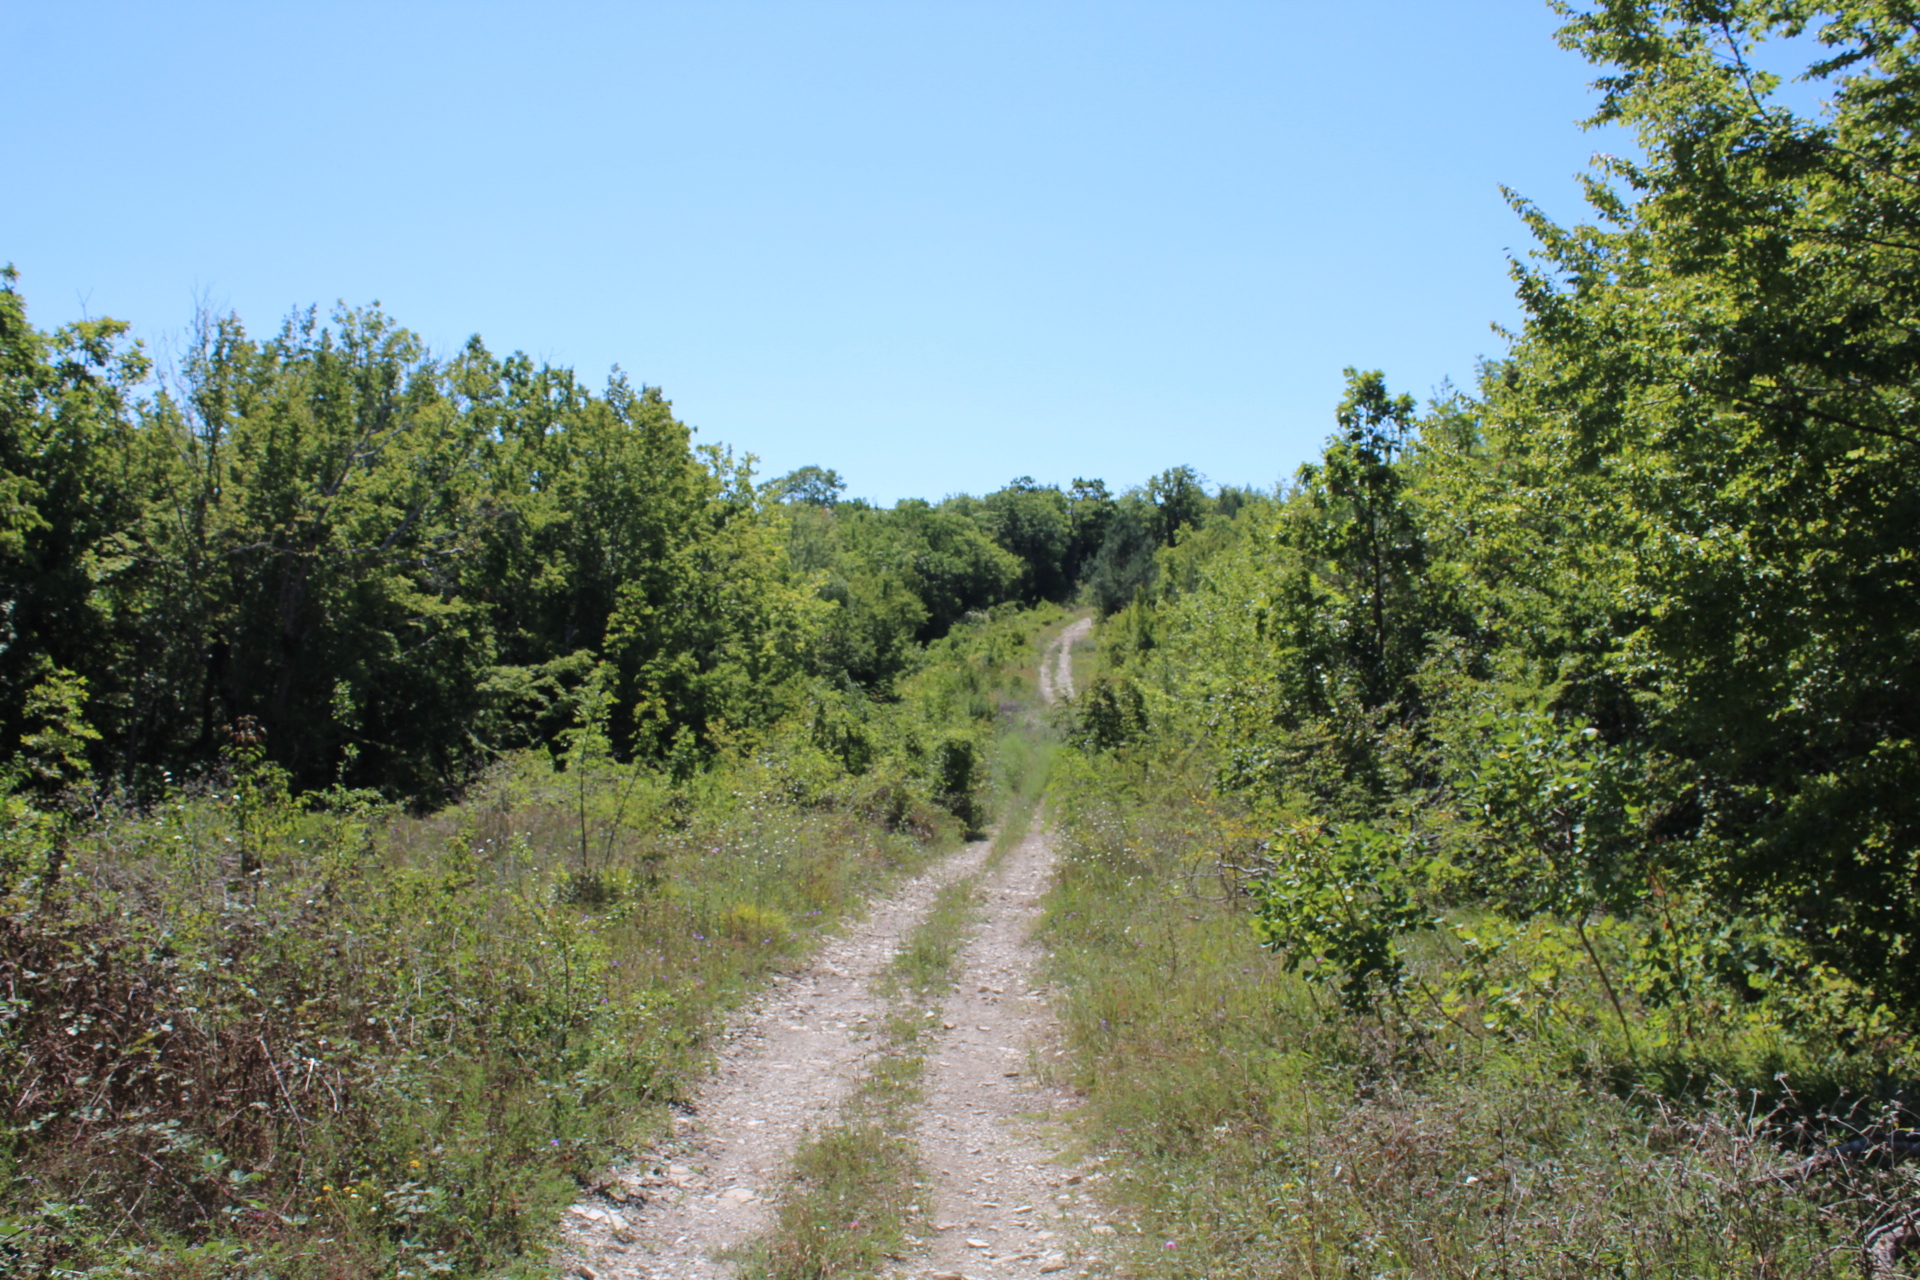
[9,1,1616,504]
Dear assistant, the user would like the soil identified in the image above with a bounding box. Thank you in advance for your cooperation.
[559,616,1116,1280]
[1035,617,1087,707]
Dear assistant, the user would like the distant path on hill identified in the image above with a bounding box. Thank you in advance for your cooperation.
[559,615,1125,1280]
[1036,616,1092,706]
[906,614,1117,1280]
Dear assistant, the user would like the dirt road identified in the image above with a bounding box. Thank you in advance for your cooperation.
[1036,617,1090,705]
[561,616,1108,1280]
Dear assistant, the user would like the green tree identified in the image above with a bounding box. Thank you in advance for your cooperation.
[790,502,931,689]
[982,477,1071,603]
[1064,476,1115,583]
[889,499,1021,637]
[0,267,159,786]
[1084,494,1158,615]
[1145,465,1208,545]
[1288,369,1432,713]
[1490,0,1920,1010]
[608,448,830,761]
[174,305,492,794]
[766,464,846,507]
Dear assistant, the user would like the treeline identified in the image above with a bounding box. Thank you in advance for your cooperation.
[1078,0,1920,1029]
[0,273,1237,804]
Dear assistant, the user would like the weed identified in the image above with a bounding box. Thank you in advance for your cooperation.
[1037,747,1916,1279]
[0,749,957,1279]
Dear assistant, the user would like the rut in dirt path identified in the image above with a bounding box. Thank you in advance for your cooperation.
[558,838,996,1280]
[558,616,1102,1280]
[1036,617,1090,705]
[909,820,1121,1280]
[892,614,1118,1280]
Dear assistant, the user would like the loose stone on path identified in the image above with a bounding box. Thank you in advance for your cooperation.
[556,616,1115,1280]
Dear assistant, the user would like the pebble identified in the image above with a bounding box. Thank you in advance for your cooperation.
[559,734,1100,1280]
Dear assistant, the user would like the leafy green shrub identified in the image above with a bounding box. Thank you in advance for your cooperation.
[1041,736,1918,1280]
[929,734,984,836]
[1065,673,1149,752]
[1253,818,1435,1013]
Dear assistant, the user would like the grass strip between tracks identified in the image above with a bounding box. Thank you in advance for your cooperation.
[729,866,978,1280]
[735,644,1062,1280]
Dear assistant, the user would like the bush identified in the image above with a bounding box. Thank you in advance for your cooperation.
[1038,746,1918,1280]
[0,745,955,1278]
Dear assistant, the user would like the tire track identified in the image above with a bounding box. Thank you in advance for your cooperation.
[559,841,994,1279]
[559,616,1100,1280]
[909,820,1115,1280]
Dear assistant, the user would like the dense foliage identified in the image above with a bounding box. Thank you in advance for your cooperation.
[1027,13,1920,1276]
[0,272,1227,805]
[1080,0,1920,1031]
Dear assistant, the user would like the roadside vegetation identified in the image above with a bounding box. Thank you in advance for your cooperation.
[739,618,1064,1280]
[0,259,1204,1278]
[0,654,993,1278]
[1042,748,1899,1278]
[1036,5,1920,1276]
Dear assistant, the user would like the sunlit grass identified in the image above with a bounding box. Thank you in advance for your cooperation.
[0,742,962,1280]
[1035,748,1907,1280]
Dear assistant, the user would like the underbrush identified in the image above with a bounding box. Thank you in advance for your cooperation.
[0,751,957,1279]
[0,603,1061,1278]
[1039,748,1920,1280]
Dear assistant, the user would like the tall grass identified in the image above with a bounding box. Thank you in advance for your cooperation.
[0,745,958,1279]
[1037,747,1917,1280]
[0,603,1063,1278]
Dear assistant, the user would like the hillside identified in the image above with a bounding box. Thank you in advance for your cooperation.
[10,4,1920,1277]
